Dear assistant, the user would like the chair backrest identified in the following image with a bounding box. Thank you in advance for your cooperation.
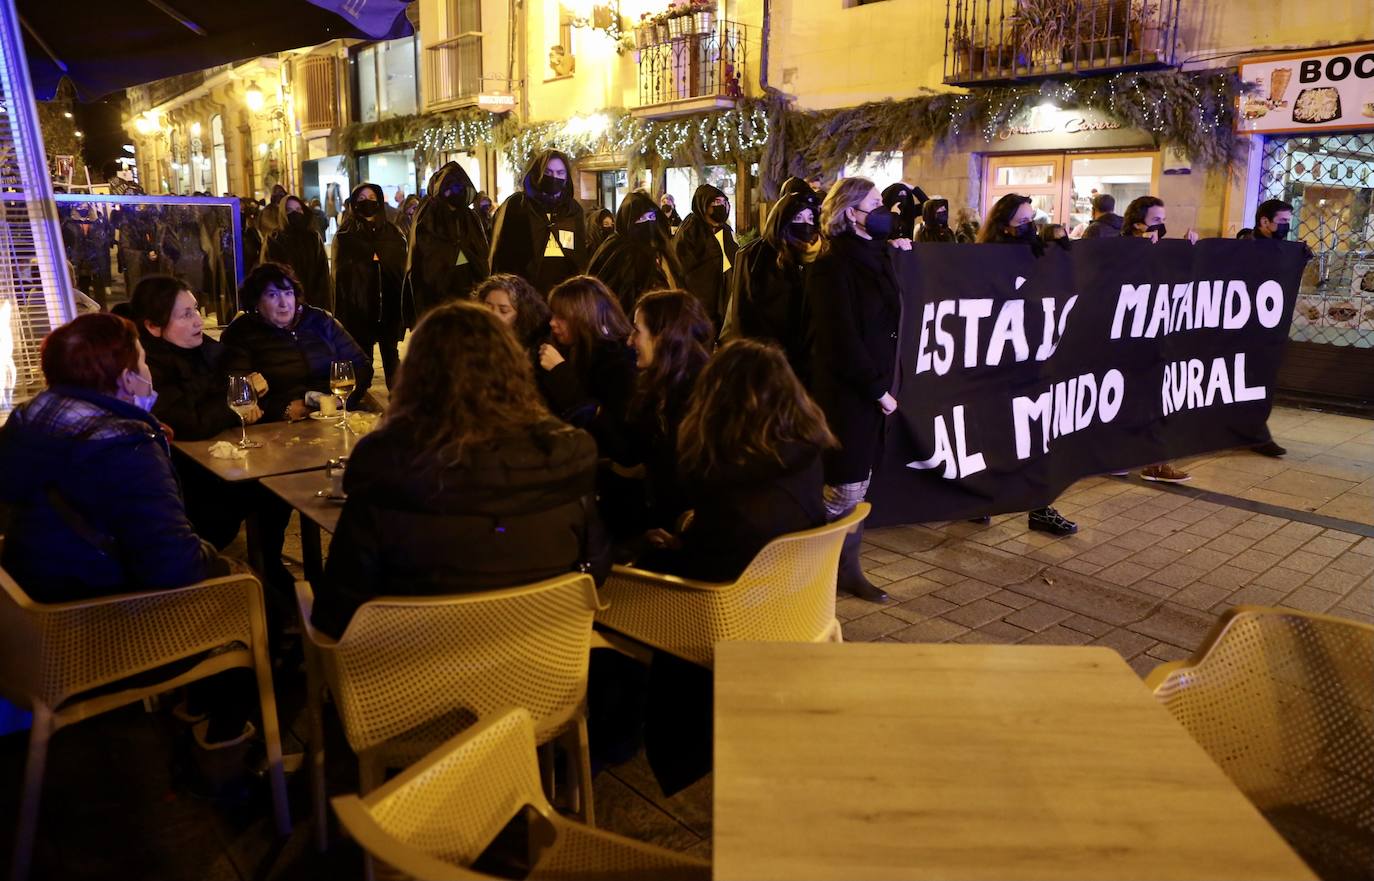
[1151,607,1374,852]
[711,502,868,646]
[0,565,263,710]
[332,707,547,879]
[313,573,601,754]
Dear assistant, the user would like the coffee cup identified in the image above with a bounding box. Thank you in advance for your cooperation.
[319,395,338,416]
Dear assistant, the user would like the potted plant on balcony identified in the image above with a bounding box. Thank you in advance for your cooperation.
[667,0,691,39]
[691,0,716,36]
[1009,0,1072,69]
[1129,0,1163,58]
[636,13,655,48]
[653,12,671,44]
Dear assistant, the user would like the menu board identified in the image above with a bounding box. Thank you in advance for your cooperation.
[1237,44,1374,134]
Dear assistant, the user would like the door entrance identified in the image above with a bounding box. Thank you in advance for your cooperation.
[984,150,1159,233]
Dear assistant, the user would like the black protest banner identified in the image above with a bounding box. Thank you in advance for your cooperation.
[866,237,1307,528]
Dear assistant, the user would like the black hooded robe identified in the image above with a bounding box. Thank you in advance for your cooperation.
[671,184,737,328]
[333,183,409,388]
[916,198,959,244]
[261,194,332,310]
[404,162,490,325]
[587,191,681,315]
[489,150,587,294]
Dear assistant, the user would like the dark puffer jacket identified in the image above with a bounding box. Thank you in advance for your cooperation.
[0,387,225,602]
[539,338,637,452]
[220,306,373,420]
[334,183,408,347]
[405,163,490,323]
[261,194,332,309]
[489,150,587,293]
[1083,212,1124,239]
[671,184,737,328]
[141,333,240,441]
[311,418,608,638]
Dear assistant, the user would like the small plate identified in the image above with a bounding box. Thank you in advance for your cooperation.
[309,412,340,421]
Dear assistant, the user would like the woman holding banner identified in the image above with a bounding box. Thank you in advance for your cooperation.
[806,177,902,604]
[979,194,1079,536]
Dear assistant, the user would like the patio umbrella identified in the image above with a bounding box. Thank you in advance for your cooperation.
[18,0,414,100]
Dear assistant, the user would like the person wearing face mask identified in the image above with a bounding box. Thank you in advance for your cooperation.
[805,177,902,604]
[260,193,331,310]
[397,194,421,235]
[978,194,1080,536]
[472,190,495,238]
[671,184,738,328]
[1121,195,1198,244]
[881,183,920,241]
[1248,198,1309,460]
[221,262,373,422]
[915,197,958,243]
[587,190,684,315]
[586,206,616,255]
[658,193,682,233]
[404,162,491,328]
[489,149,587,294]
[333,183,409,390]
[720,188,822,383]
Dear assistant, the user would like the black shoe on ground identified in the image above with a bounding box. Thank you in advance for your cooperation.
[1028,506,1078,536]
[1253,440,1287,458]
[969,516,992,525]
[838,525,889,604]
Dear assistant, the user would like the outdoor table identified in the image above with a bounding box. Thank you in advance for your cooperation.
[712,642,1316,881]
[174,417,355,483]
[259,471,342,583]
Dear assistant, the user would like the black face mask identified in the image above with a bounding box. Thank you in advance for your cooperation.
[1147,222,1167,239]
[444,191,467,210]
[354,200,381,219]
[788,221,818,244]
[930,212,949,228]
[628,221,657,246]
[1012,220,1037,241]
[536,175,566,199]
[861,208,897,240]
[707,204,729,224]
[287,211,309,230]
[1272,222,1290,240]
[478,202,492,216]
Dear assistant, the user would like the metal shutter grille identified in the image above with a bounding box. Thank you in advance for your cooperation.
[1,0,76,424]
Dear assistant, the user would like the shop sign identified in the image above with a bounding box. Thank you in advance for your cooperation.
[980,106,1155,153]
[478,92,517,111]
[1238,44,1374,134]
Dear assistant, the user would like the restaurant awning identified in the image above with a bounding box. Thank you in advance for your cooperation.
[18,0,414,101]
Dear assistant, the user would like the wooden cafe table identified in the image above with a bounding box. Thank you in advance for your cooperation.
[174,416,356,483]
[713,642,1315,881]
[258,471,342,582]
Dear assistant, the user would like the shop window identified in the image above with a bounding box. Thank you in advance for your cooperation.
[666,166,736,227]
[842,152,904,188]
[1261,133,1374,349]
[210,115,228,196]
[354,36,420,123]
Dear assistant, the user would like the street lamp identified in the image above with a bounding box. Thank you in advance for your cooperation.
[245,84,265,113]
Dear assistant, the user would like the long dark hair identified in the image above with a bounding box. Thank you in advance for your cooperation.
[1121,196,1165,236]
[475,273,550,349]
[977,193,1033,244]
[631,290,713,428]
[548,275,633,373]
[677,339,837,477]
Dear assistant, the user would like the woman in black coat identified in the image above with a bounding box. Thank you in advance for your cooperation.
[585,206,616,255]
[312,300,608,639]
[260,194,331,310]
[489,149,587,293]
[916,197,959,243]
[221,262,373,422]
[671,184,736,329]
[333,183,408,389]
[806,176,903,604]
[587,191,683,315]
[405,162,490,324]
[720,188,821,382]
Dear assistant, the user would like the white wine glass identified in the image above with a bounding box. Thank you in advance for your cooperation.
[329,360,357,429]
[227,375,263,449]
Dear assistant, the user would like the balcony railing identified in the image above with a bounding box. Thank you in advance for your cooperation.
[942,0,1182,86]
[635,18,746,115]
[297,55,339,131]
[424,33,483,111]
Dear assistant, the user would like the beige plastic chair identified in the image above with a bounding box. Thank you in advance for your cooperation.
[0,566,291,881]
[1146,606,1374,881]
[295,573,604,851]
[594,503,869,667]
[332,706,710,880]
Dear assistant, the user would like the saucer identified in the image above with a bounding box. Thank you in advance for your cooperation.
[309,412,340,421]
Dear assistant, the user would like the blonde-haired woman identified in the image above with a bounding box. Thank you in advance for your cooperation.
[804,176,901,603]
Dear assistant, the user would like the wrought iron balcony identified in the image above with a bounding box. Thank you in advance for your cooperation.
[634,18,747,118]
[424,32,483,111]
[943,0,1182,86]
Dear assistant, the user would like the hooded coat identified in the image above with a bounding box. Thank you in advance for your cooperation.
[404,163,490,324]
[261,194,332,310]
[671,184,737,328]
[311,417,608,638]
[916,198,959,243]
[333,183,409,350]
[0,387,225,601]
[585,207,616,256]
[778,176,815,200]
[720,190,819,381]
[881,183,920,240]
[587,191,682,315]
[489,150,587,293]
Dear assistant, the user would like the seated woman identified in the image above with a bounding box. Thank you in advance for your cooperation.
[0,314,257,760]
[537,275,637,449]
[311,300,608,639]
[220,262,373,422]
[129,275,294,589]
[636,338,834,582]
[478,273,551,364]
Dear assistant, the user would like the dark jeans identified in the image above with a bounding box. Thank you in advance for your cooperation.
[175,454,294,593]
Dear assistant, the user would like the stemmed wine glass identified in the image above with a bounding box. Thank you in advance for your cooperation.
[330,360,356,429]
[227,375,263,449]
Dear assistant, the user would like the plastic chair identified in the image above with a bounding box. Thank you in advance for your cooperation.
[0,566,291,881]
[332,706,710,880]
[295,573,604,852]
[594,503,869,667]
[1146,606,1374,881]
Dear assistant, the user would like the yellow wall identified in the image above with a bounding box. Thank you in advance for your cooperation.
[523,0,639,123]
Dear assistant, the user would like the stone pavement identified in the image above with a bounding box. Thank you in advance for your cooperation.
[1,406,1369,878]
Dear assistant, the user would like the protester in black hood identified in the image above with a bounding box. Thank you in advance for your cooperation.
[779,176,815,199]
[332,183,408,389]
[881,183,920,241]
[658,193,682,232]
[719,188,821,381]
[588,191,683,315]
[671,183,737,328]
[261,193,331,309]
[257,184,290,237]
[405,161,490,325]
[490,148,587,293]
[916,198,958,243]
[473,190,495,238]
[586,206,616,255]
